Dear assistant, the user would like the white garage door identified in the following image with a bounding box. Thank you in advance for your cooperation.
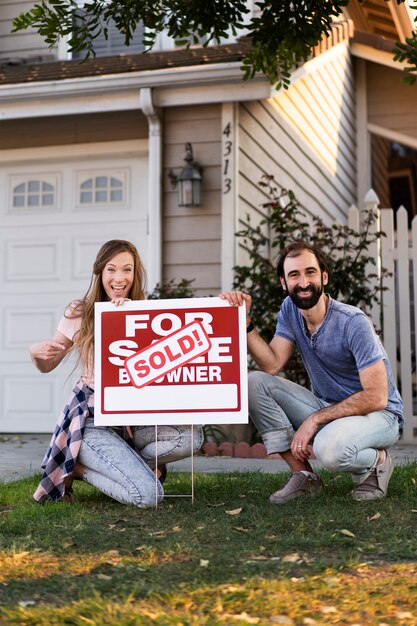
[0,140,149,432]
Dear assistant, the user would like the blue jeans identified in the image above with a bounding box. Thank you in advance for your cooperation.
[78,418,203,507]
[248,371,400,483]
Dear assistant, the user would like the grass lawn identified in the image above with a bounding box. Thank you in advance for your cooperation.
[0,465,416,625]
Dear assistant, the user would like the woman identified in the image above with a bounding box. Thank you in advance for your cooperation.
[30,239,203,505]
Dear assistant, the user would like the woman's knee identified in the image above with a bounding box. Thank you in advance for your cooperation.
[131,488,163,508]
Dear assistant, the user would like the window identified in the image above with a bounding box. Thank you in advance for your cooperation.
[11,180,56,211]
[71,15,145,59]
[78,175,125,207]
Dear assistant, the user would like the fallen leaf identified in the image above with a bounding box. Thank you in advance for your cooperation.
[18,601,36,608]
[221,586,241,593]
[227,613,259,623]
[339,529,355,538]
[199,559,209,567]
[13,552,30,560]
[367,512,381,522]
[233,526,249,533]
[96,574,112,580]
[108,525,126,532]
[207,502,225,507]
[149,531,166,537]
[320,606,337,614]
[225,507,243,516]
[248,555,269,561]
[270,616,295,624]
[395,612,414,619]
[171,526,182,532]
[282,553,302,563]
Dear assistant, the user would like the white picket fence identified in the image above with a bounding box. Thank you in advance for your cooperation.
[349,190,417,443]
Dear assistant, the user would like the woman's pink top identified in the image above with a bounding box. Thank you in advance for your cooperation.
[57,305,94,388]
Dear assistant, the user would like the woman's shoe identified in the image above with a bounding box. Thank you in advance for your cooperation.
[63,487,76,503]
[158,464,167,484]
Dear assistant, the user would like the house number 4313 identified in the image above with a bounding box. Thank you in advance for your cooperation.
[223,122,232,194]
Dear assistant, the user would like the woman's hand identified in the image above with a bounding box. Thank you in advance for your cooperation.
[30,340,66,362]
[111,297,131,307]
[30,338,69,373]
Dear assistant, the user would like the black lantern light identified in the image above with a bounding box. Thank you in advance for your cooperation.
[169,143,203,207]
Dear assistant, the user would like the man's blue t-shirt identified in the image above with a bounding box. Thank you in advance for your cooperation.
[275,295,403,420]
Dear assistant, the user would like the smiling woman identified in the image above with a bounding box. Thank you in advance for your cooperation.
[101,252,135,301]
[29,239,203,506]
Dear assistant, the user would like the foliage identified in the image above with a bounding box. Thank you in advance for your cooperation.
[233,174,389,385]
[393,25,417,85]
[147,278,195,300]
[0,468,416,624]
[11,0,417,89]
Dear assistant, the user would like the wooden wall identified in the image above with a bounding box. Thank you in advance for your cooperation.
[371,134,390,209]
[367,62,417,141]
[0,0,57,60]
[163,104,222,297]
[237,43,357,265]
[0,111,148,149]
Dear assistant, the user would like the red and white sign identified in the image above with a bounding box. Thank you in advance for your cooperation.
[94,297,248,425]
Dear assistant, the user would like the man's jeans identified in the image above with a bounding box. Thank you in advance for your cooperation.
[248,371,400,483]
[79,419,203,506]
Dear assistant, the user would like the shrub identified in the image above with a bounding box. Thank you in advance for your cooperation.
[233,174,388,386]
[148,278,195,299]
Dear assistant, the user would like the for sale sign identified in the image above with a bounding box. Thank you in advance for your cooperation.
[94,297,248,425]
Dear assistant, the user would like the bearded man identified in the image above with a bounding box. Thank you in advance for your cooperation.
[221,241,403,503]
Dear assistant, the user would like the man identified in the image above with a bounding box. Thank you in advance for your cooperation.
[221,241,402,503]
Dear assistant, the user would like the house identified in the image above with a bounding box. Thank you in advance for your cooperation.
[0,0,416,433]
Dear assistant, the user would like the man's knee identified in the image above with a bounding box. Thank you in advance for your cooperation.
[313,437,355,474]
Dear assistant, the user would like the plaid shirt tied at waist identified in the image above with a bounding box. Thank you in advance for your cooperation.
[33,383,94,503]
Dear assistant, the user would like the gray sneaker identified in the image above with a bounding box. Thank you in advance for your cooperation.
[269,471,323,504]
[352,451,394,501]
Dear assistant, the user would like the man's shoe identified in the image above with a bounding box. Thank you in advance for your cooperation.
[352,451,394,501]
[269,471,322,504]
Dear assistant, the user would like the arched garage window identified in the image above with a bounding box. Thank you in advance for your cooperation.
[79,175,125,206]
[12,180,55,210]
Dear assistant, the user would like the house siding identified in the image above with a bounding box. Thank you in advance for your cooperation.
[367,62,417,141]
[0,111,148,149]
[237,43,357,265]
[163,104,222,297]
[0,1,58,60]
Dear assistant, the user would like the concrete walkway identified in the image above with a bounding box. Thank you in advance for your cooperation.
[1,433,417,483]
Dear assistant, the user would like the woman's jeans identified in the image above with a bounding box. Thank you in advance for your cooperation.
[248,371,400,483]
[78,418,203,507]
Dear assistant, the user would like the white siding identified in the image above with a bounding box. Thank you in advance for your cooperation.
[0,1,58,61]
[237,43,357,265]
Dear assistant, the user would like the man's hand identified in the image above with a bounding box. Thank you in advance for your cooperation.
[291,414,320,461]
[219,290,252,324]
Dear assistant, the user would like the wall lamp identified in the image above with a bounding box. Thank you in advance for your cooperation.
[168,143,203,207]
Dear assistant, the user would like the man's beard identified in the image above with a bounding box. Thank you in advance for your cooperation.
[287,281,324,310]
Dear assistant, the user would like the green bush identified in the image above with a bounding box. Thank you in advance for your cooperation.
[148,278,195,299]
[233,174,388,387]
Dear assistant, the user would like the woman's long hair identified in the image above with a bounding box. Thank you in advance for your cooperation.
[68,239,146,369]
